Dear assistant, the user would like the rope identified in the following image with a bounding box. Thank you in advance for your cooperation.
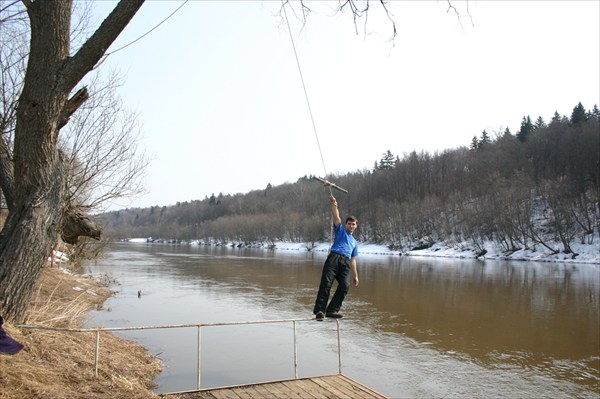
[281,1,335,249]
[96,0,189,68]
[281,1,333,198]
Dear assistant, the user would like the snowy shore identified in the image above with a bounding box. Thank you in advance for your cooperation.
[126,238,599,265]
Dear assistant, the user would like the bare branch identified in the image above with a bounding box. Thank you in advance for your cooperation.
[0,1,24,25]
[57,87,89,129]
[63,0,145,92]
[446,0,474,28]
[378,0,397,43]
[336,0,397,43]
[279,0,311,35]
[60,70,149,213]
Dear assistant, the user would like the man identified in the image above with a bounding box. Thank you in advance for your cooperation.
[313,195,359,321]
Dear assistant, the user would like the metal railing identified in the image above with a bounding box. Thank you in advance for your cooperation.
[17,317,342,391]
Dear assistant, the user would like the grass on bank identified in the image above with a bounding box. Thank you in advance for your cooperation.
[0,264,161,399]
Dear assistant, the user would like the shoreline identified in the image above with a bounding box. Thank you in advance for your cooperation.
[0,265,160,399]
[126,238,600,265]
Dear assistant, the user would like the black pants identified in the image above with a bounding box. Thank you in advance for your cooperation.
[313,252,351,314]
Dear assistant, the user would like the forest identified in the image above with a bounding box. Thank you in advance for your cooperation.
[96,102,599,256]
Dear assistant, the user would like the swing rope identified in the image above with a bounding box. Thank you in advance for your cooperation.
[282,1,341,250]
[281,2,333,198]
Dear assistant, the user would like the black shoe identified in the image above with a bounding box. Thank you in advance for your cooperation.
[315,311,325,321]
[326,312,343,319]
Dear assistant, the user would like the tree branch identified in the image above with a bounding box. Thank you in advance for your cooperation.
[57,87,89,129]
[61,205,101,244]
[62,0,145,92]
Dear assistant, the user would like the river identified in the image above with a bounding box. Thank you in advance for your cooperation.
[84,243,600,398]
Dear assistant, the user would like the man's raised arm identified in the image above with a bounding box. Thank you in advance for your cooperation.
[329,196,342,227]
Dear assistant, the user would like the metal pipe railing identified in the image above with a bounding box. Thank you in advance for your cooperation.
[17,317,342,390]
[197,325,202,388]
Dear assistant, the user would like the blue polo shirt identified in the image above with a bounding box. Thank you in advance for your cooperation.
[330,223,358,259]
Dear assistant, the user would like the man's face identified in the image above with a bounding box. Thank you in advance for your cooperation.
[345,220,358,235]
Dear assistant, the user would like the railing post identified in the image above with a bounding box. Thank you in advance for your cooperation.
[336,319,342,375]
[197,326,202,389]
[94,330,100,377]
[293,321,298,379]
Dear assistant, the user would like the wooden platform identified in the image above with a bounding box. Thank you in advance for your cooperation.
[163,374,388,399]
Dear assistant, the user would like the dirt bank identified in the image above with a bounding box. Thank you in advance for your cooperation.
[0,265,161,399]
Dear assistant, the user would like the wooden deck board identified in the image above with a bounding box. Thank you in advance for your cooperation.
[310,378,353,399]
[329,375,383,399]
[163,375,388,399]
[231,386,254,399]
[281,379,327,399]
[271,380,306,399]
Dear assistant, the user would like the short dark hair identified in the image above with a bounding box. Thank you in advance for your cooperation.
[345,216,358,225]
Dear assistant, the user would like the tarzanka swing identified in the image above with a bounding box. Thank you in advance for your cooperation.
[282,2,348,197]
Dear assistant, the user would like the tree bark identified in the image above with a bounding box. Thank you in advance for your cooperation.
[61,205,102,245]
[0,0,145,322]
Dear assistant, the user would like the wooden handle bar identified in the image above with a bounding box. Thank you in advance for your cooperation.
[314,177,349,193]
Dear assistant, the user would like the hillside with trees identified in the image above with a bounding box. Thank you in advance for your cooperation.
[96,103,599,257]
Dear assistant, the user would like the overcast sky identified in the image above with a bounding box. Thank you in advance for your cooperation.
[88,1,600,210]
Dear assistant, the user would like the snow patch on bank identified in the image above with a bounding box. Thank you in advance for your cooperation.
[125,237,599,264]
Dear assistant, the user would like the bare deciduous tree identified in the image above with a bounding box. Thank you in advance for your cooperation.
[60,71,149,213]
[0,0,145,322]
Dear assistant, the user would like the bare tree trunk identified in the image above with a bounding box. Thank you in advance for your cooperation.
[0,0,144,322]
[0,160,65,323]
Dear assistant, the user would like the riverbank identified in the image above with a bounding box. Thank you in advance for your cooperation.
[277,240,600,264]
[128,237,600,264]
[0,264,160,399]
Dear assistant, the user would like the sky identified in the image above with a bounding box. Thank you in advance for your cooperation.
[87,1,600,210]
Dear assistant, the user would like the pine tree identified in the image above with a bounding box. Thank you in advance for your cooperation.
[534,116,546,129]
[479,130,491,147]
[378,150,396,170]
[550,111,564,125]
[517,116,534,142]
[470,136,479,150]
[570,102,588,125]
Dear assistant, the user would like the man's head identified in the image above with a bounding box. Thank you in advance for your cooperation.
[344,216,358,235]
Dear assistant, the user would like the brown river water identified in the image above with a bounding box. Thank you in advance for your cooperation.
[85,243,599,398]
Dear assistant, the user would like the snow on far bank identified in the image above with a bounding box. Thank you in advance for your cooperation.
[125,237,599,265]
[128,238,149,243]
[273,241,599,264]
[401,241,599,264]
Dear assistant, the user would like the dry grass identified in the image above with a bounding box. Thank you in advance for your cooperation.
[0,265,162,399]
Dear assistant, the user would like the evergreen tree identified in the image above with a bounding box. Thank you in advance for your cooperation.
[378,150,396,170]
[517,116,534,142]
[571,102,588,125]
[479,130,491,147]
[470,136,479,150]
[534,116,546,129]
[550,111,564,125]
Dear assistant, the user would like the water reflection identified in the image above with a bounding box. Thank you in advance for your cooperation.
[348,257,600,386]
[85,243,599,397]
[355,258,598,356]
